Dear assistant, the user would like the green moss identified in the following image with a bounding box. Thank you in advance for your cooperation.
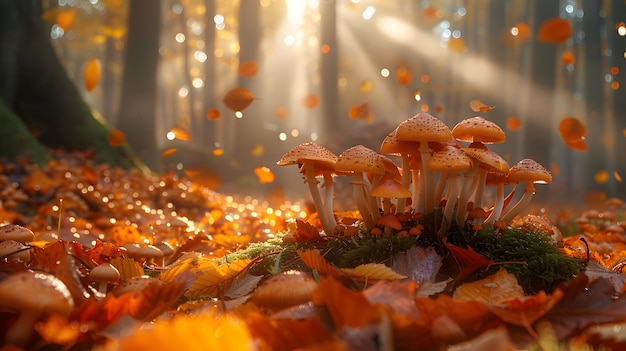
[324,235,416,268]
[469,226,585,294]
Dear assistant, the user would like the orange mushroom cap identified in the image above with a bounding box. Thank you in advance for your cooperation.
[462,147,509,173]
[336,145,385,174]
[370,175,411,199]
[506,158,552,185]
[396,113,453,143]
[380,127,420,155]
[277,142,337,172]
[427,146,473,173]
[452,116,506,144]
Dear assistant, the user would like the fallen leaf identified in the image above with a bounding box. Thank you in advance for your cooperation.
[313,277,382,329]
[453,268,526,304]
[340,263,407,282]
[185,258,251,298]
[444,240,495,284]
[298,249,343,278]
[364,280,420,319]
[247,313,335,351]
[110,256,144,281]
[224,274,263,299]
[584,260,626,293]
[391,246,443,285]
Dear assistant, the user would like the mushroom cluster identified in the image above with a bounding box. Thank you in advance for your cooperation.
[278,113,551,237]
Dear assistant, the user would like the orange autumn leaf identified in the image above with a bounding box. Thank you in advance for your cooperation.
[185,258,252,298]
[237,60,259,77]
[161,148,177,157]
[561,50,576,65]
[614,170,623,182]
[247,313,335,351]
[444,241,495,283]
[469,99,494,112]
[489,289,563,337]
[300,93,319,109]
[107,129,126,147]
[423,7,441,19]
[35,314,81,346]
[537,18,572,43]
[313,277,383,329]
[22,169,54,194]
[41,8,76,31]
[512,22,531,41]
[276,106,288,118]
[250,144,264,157]
[348,103,373,122]
[297,249,343,278]
[254,166,275,184]
[207,108,221,120]
[223,87,254,111]
[340,263,407,282]
[360,80,373,92]
[506,116,522,131]
[169,127,191,141]
[396,66,412,85]
[84,59,101,92]
[453,268,525,304]
[448,37,467,53]
[110,256,144,281]
[116,312,252,351]
[594,170,610,184]
[558,117,587,151]
[183,166,222,190]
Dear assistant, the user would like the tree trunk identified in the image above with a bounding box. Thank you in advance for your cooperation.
[116,0,160,169]
[0,0,146,170]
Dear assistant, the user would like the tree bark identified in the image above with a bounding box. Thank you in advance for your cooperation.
[0,0,146,170]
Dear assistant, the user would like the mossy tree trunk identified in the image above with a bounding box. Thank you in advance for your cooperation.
[0,0,146,170]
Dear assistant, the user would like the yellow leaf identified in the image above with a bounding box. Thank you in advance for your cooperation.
[469,99,495,112]
[185,258,252,298]
[452,268,525,304]
[297,249,343,278]
[340,263,407,281]
[35,315,81,345]
[116,312,253,351]
[110,256,144,281]
[159,252,202,283]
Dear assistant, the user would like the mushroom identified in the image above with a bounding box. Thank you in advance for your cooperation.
[0,240,30,262]
[0,224,35,243]
[500,159,552,223]
[452,117,506,209]
[89,262,120,295]
[0,271,74,347]
[458,145,509,225]
[427,145,473,236]
[277,142,338,235]
[484,169,510,223]
[336,145,386,231]
[380,127,420,213]
[396,113,453,214]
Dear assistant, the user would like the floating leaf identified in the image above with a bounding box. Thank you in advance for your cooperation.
[41,8,76,31]
[348,103,373,122]
[559,117,587,151]
[511,22,531,41]
[469,99,495,112]
[561,50,576,65]
[207,108,221,120]
[84,59,101,92]
[537,18,572,43]
[396,66,413,85]
[506,116,522,131]
[183,166,222,190]
[300,94,319,109]
[594,170,610,184]
[169,127,191,141]
[448,37,467,53]
[254,166,275,184]
[275,106,288,118]
[223,87,254,111]
[107,129,126,147]
[161,148,177,157]
[360,80,373,92]
[238,60,258,77]
[250,144,264,157]
[423,7,441,19]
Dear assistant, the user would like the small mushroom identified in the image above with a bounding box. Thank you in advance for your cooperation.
[89,263,120,295]
[0,224,35,243]
[501,159,552,223]
[0,271,74,347]
[0,240,30,262]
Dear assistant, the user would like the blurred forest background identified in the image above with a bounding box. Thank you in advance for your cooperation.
[10,0,626,207]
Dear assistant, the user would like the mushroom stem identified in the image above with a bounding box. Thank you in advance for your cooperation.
[438,177,461,237]
[456,172,476,225]
[485,182,504,223]
[5,309,40,347]
[501,182,535,223]
[322,173,337,231]
[368,174,382,223]
[397,154,411,213]
[411,169,422,213]
[352,173,376,231]
[472,168,488,209]
[302,162,334,235]
[419,143,435,214]
[433,173,449,208]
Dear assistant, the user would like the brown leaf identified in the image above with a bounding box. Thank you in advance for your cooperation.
[469,99,495,112]
[364,280,420,319]
[223,87,254,111]
[453,268,525,304]
[313,277,382,329]
[391,246,443,285]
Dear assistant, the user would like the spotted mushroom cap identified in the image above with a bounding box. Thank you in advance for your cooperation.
[380,127,420,155]
[370,175,412,198]
[427,146,473,173]
[0,271,74,316]
[277,142,337,171]
[0,240,30,262]
[89,263,121,282]
[462,147,509,173]
[452,116,506,144]
[395,113,453,143]
[336,145,385,174]
[0,224,35,243]
[506,159,552,184]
